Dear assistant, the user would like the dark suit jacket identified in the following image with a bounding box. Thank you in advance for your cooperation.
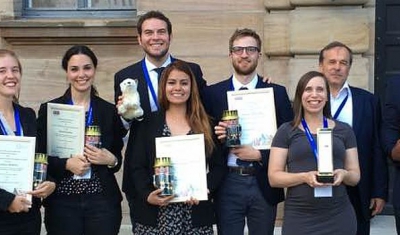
[0,103,41,225]
[125,110,227,227]
[348,86,388,219]
[203,76,294,206]
[36,89,124,205]
[115,57,206,195]
[381,78,400,208]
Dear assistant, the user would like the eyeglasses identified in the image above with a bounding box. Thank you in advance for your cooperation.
[230,46,260,55]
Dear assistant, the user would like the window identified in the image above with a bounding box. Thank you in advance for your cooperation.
[23,0,136,18]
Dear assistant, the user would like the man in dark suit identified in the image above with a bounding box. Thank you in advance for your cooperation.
[203,28,293,235]
[319,41,388,235]
[114,10,205,114]
[381,77,400,234]
[113,10,206,231]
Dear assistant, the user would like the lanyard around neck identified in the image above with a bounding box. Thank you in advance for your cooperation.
[301,116,328,162]
[141,58,175,112]
[69,99,93,127]
[333,93,349,119]
[0,108,22,136]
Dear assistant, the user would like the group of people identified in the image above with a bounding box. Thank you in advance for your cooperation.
[0,9,394,235]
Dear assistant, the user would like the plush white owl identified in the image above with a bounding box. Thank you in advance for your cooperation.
[118,78,144,120]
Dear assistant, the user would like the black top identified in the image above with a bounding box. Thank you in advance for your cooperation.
[36,89,124,205]
[125,110,227,227]
[0,103,41,223]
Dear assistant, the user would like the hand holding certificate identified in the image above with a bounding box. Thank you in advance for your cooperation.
[155,134,208,203]
[47,103,90,179]
[0,136,36,203]
[227,87,277,149]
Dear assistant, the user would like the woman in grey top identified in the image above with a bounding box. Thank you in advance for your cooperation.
[268,71,360,235]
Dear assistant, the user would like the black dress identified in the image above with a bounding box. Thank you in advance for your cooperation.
[271,121,357,235]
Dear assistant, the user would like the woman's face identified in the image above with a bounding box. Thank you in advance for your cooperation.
[0,55,21,99]
[301,76,328,115]
[66,54,95,93]
[165,69,191,106]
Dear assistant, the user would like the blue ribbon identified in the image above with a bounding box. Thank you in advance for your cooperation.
[141,57,175,112]
[69,99,93,127]
[301,116,328,162]
[0,107,22,136]
[333,93,348,119]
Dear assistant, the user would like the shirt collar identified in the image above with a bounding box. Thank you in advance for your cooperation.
[144,55,172,72]
[232,74,258,90]
[331,82,351,99]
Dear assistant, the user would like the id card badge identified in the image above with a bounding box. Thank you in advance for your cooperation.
[314,186,332,197]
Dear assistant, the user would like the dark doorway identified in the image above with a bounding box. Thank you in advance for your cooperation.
[375,0,400,215]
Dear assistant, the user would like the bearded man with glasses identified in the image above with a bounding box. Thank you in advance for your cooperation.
[203,28,293,235]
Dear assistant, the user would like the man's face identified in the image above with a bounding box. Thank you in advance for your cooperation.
[229,36,260,76]
[319,46,351,88]
[138,18,171,60]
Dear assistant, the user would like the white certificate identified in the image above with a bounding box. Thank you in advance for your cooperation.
[155,134,208,203]
[0,136,35,202]
[47,103,85,159]
[227,88,277,149]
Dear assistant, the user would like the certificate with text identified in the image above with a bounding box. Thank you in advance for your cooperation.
[227,87,277,149]
[0,136,35,202]
[155,134,208,203]
[47,103,85,159]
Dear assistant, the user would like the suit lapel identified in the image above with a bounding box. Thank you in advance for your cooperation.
[350,87,362,134]
[136,59,152,115]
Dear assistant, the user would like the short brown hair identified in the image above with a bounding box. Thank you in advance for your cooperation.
[229,28,262,52]
[319,41,353,66]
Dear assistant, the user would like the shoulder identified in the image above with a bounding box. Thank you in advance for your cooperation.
[207,78,230,90]
[350,86,373,97]
[115,60,142,76]
[14,103,36,118]
[333,120,354,135]
[175,58,201,69]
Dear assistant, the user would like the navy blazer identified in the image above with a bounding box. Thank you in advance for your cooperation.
[348,86,388,220]
[203,75,294,206]
[36,89,124,204]
[0,104,41,224]
[115,57,206,195]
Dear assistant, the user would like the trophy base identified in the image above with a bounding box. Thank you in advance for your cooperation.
[317,174,334,183]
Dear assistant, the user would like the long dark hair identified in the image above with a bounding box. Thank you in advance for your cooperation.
[158,61,215,156]
[62,45,99,96]
[292,71,332,127]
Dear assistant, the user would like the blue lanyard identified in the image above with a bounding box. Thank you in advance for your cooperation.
[142,60,159,111]
[333,93,348,119]
[301,116,328,162]
[141,58,175,112]
[68,99,93,127]
[0,107,22,136]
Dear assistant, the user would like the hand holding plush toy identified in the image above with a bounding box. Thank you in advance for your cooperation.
[118,78,144,120]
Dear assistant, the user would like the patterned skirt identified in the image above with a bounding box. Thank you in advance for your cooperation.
[134,203,213,235]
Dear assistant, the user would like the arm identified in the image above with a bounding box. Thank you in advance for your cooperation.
[268,147,322,188]
[335,147,360,186]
